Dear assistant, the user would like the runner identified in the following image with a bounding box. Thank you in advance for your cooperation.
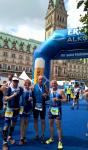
[32,75,48,143]
[46,80,67,149]
[19,79,33,144]
[2,76,23,150]
[71,83,80,109]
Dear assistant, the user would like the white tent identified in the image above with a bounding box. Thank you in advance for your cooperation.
[19,71,31,82]
[57,81,65,86]
[14,73,17,77]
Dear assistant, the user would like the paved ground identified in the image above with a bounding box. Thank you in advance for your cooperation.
[0,99,88,150]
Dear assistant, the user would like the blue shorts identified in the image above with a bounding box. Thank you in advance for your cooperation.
[4,109,19,127]
[48,107,62,120]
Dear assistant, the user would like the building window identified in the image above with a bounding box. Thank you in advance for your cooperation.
[30,68,32,73]
[26,67,29,72]
[57,15,59,20]
[3,64,7,69]
[12,41,17,50]
[27,44,31,51]
[3,38,9,49]
[60,16,62,22]
[8,66,11,70]
[33,46,37,51]
[19,55,23,59]
[62,17,64,23]
[3,52,8,57]
[12,53,15,58]
[26,56,29,61]
[19,66,22,71]
[11,65,15,71]
[16,66,18,71]
[0,64,2,68]
[19,42,24,51]
[55,66,58,74]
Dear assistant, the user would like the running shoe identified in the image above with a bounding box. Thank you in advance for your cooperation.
[58,141,63,149]
[41,135,45,144]
[7,136,15,144]
[19,139,25,145]
[23,137,27,143]
[46,138,54,144]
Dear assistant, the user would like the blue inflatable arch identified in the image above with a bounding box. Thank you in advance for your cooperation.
[33,28,88,84]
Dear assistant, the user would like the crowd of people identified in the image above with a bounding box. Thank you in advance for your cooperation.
[0,73,88,150]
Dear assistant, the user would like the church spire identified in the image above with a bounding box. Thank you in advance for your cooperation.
[45,0,67,39]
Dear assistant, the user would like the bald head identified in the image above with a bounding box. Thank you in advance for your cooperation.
[51,80,58,90]
[38,75,43,86]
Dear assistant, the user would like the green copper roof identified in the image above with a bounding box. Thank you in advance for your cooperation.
[48,0,64,8]
[53,0,57,6]
[0,32,41,53]
[53,0,64,7]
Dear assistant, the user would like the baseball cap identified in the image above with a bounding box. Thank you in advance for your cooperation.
[12,76,19,81]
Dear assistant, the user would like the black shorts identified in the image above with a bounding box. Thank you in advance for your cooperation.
[0,100,3,110]
[33,109,46,120]
[75,94,79,99]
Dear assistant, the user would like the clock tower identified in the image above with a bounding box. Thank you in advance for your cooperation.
[45,0,67,39]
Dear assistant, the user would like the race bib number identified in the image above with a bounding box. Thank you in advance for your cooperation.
[19,106,24,114]
[5,109,13,118]
[35,103,42,111]
[50,107,59,115]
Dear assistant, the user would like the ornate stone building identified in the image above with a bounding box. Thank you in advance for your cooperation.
[45,0,67,39]
[45,0,88,81]
[0,32,41,78]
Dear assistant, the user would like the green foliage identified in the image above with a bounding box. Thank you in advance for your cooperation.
[77,0,84,9]
[77,0,88,36]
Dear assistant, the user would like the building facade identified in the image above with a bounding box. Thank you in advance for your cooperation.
[45,0,88,81]
[0,32,41,78]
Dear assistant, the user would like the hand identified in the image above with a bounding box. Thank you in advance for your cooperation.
[30,85,34,91]
[28,97,33,101]
[42,93,47,99]
[53,97,58,101]
[4,96,8,101]
[13,92,18,97]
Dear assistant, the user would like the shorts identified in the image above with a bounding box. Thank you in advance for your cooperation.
[20,112,31,118]
[33,109,46,120]
[48,108,62,120]
[75,95,79,99]
[0,100,3,110]
[4,109,19,126]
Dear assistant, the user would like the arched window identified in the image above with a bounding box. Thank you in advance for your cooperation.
[16,66,18,71]
[33,46,37,51]
[19,55,23,59]
[8,66,10,70]
[12,41,17,50]
[27,44,31,51]
[3,38,9,49]
[19,42,24,51]
[0,64,2,68]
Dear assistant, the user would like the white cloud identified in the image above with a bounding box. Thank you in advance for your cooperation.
[10,24,45,41]
[0,0,84,41]
[67,0,84,28]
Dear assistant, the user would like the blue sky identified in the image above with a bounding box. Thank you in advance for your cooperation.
[0,0,83,41]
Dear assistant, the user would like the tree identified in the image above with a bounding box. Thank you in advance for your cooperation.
[77,0,88,35]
